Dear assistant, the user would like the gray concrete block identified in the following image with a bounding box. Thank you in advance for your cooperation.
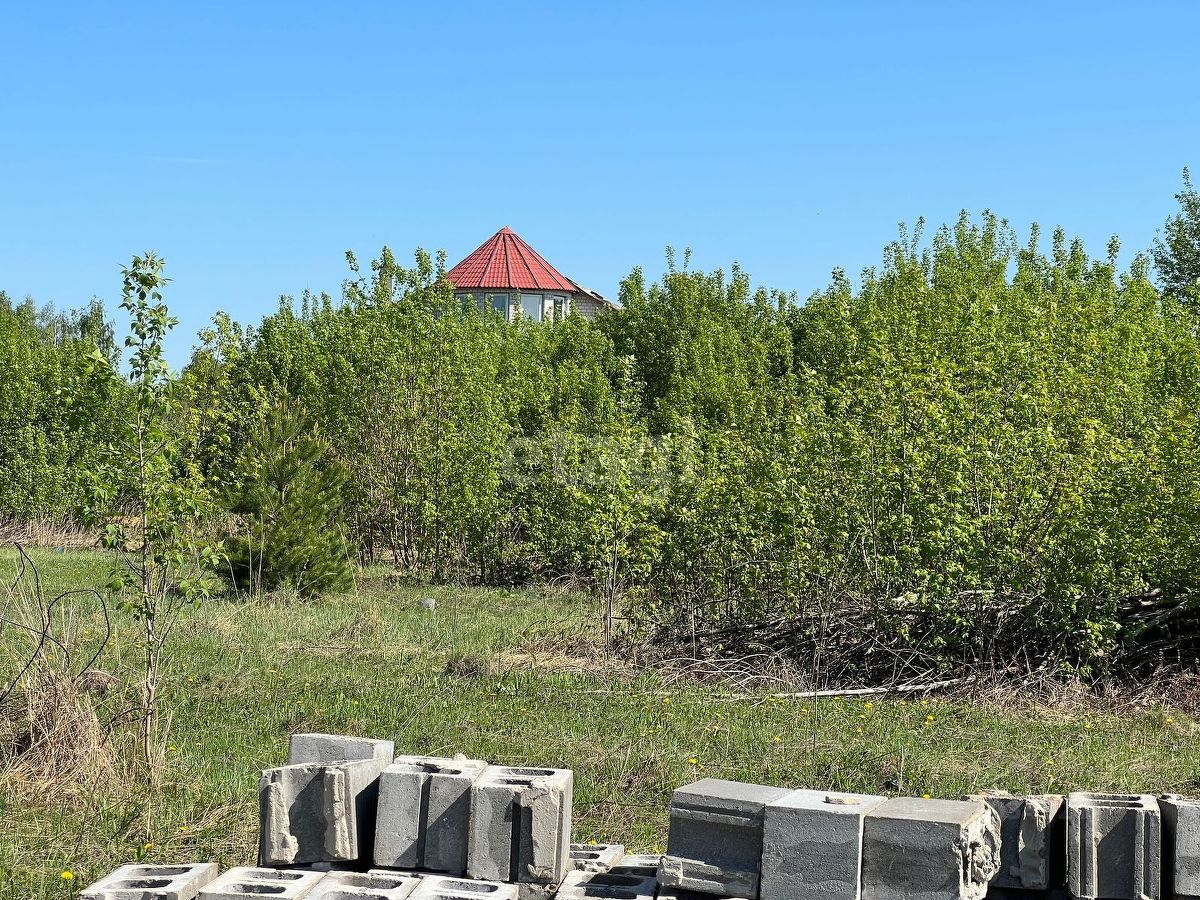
[374,755,487,873]
[660,778,791,899]
[861,797,1002,900]
[466,765,573,885]
[965,791,1065,890]
[761,788,886,900]
[200,868,327,900]
[260,758,388,865]
[555,870,657,900]
[606,856,660,879]
[409,876,519,900]
[1067,792,1161,900]
[308,872,421,900]
[1161,795,1200,900]
[81,864,219,900]
[569,845,626,873]
[289,734,396,769]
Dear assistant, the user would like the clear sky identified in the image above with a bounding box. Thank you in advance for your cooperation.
[3,2,1198,367]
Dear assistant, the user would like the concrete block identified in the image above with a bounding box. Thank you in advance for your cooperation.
[861,797,1001,900]
[569,845,626,873]
[606,856,660,879]
[81,864,218,900]
[1067,792,1160,900]
[308,872,421,900]
[200,868,327,900]
[1162,795,1200,900]
[260,758,388,865]
[965,791,1064,890]
[409,876,519,900]
[761,788,886,900]
[466,765,573,885]
[374,755,487,873]
[289,734,396,769]
[659,778,791,899]
[555,870,657,900]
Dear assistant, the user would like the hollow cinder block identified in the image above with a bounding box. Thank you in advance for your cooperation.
[861,797,1001,900]
[761,788,887,900]
[964,790,1065,890]
[569,844,627,873]
[256,734,393,869]
[199,868,327,900]
[307,872,421,900]
[606,856,660,879]
[374,755,487,873]
[555,870,657,900]
[1066,792,1161,900]
[1162,795,1200,900]
[659,778,791,899]
[81,864,219,900]
[288,734,396,769]
[260,757,389,865]
[408,875,519,900]
[466,765,573,886]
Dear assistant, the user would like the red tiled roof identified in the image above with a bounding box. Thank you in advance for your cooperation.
[447,227,579,292]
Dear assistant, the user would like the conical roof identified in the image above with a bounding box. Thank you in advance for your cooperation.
[447,227,579,292]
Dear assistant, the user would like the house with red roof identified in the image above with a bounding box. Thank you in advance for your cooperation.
[447,227,618,322]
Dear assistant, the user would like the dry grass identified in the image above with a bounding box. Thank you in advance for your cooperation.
[0,519,97,550]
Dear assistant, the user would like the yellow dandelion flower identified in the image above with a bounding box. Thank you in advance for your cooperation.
[662,697,671,705]
[921,793,931,799]
[143,842,154,851]
[1083,722,1093,731]
[772,735,781,744]
[1167,717,1176,725]
[864,702,873,710]
[858,713,867,720]
[687,757,699,765]
[60,872,74,881]
[855,728,863,735]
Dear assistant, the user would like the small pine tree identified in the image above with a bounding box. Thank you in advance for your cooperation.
[225,402,353,597]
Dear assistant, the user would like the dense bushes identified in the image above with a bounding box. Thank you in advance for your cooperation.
[172,215,1200,675]
[5,212,1200,677]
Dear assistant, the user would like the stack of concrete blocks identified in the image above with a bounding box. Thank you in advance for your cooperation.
[1066,792,1161,900]
[259,734,395,869]
[962,791,1065,899]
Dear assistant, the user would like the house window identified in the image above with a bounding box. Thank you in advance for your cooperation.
[520,292,543,322]
[551,294,568,320]
[486,293,509,319]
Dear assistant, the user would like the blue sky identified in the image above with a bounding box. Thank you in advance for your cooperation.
[3,2,1198,367]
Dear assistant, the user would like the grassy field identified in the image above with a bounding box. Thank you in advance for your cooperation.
[2,549,1197,900]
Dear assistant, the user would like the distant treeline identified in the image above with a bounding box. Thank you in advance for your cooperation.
[5,212,1200,678]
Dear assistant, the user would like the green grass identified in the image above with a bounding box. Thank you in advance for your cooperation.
[2,549,1198,899]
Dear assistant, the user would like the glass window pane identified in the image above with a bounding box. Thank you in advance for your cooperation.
[487,294,508,318]
[520,293,543,322]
